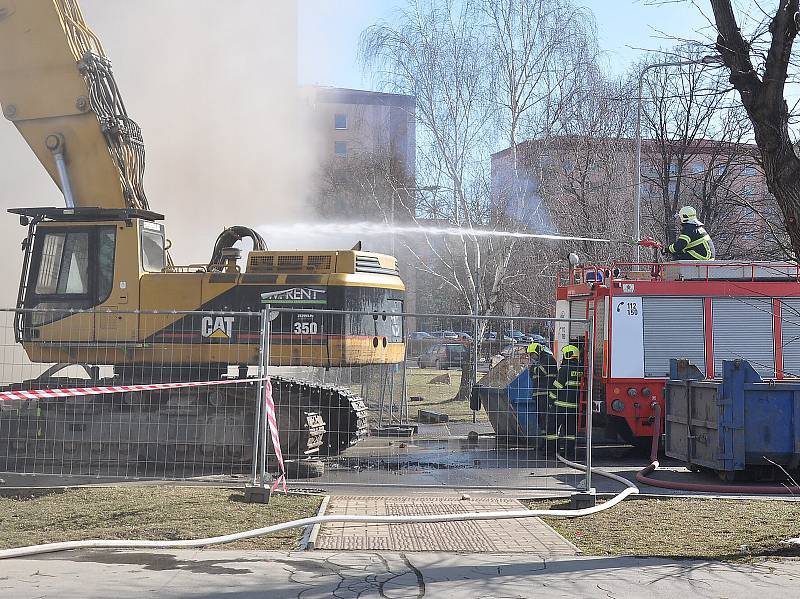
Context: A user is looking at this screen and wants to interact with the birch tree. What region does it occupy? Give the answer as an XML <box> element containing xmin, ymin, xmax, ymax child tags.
<box><xmin>360</xmin><ymin>0</ymin><xmax>597</xmax><ymax>399</ymax></box>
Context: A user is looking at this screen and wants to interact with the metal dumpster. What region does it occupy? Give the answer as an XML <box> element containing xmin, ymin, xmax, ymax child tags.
<box><xmin>665</xmin><ymin>358</ymin><xmax>800</xmax><ymax>475</ymax></box>
<box><xmin>471</xmin><ymin>358</ymin><xmax>539</xmax><ymax>443</ymax></box>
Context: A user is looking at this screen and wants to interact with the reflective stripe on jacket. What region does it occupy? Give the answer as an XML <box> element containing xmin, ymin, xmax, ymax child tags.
<box><xmin>549</xmin><ymin>360</ymin><xmax>582</xmax><ymax>409</ymax></box>
<box><xmin>530</xmin><ymin>351</ymin><xmax>558</xmax><ymax>400</ymax></box>
<box><xmin>668</xmin><ymin>223</ymin><xmax>715</xmax><ymax>261</ymax></box>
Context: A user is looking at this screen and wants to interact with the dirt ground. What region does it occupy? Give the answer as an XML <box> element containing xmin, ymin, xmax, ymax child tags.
<box><xmin>0</xmin><ymin>487</ymin><xmax>321</xmax><ymax>551</ymax></box>
<box><xmin>527</xmin><ymin>496</ymin><xmax>800</xmax><ymax>560</ymax></box>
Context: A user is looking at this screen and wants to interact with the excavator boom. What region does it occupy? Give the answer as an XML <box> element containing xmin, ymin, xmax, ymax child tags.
<box><xmin>0</xmin><ymin>0</ymin><xmax>147</xmax><ymax>210</ymax></box>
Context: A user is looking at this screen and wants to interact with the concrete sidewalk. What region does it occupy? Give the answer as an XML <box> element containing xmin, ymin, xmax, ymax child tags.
<box><xmin>2</xmin><ymin>549</ymin><xmax>799</xmax><ymax>598</ymax></box>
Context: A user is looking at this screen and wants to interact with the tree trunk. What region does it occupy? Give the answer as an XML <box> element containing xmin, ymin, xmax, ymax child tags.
<box><xmin>455</xmin><ymin>343</ymin><xmax>476</xmax><ymax>402</ymax></box>
<box><xmin>711</xmin><ymin>0</ymin><xmax>800</xmax><ymax>258</ymax></box>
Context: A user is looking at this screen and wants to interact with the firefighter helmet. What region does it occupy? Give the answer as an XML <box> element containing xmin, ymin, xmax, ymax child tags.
<box><xmin>677</xmin><ymin>206</ymin><xmax>702</xmax><ymax>225</ymax></box>
<box><xmin>561</xmin><ymin>344</ymin><xmax>580</xmax><ymax>361</ymax></box>
<box><xmin>527</xmin><ymin>342</ymin><xmax>552</xmax><ymax>356</ymax></box>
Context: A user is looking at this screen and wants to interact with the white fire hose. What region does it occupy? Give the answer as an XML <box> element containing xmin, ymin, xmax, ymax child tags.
<box><xmin>0</xmin><ymin>455</ymin><xmax>637</xmax><ymax>560</ymax></box>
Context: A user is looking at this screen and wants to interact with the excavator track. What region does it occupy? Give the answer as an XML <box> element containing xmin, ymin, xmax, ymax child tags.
<box><xmin>271</xmin><ymin>377</ymin><xmax>368</xmax><ymax>456</ymax></box>
<box><xmin>0</xmin><ymin>374</ymin><xmax>325</xmax><ymax>477</ymax></box>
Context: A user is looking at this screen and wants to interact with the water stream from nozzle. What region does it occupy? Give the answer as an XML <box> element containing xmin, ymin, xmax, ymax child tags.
<box><xmin>257</xmin><ymin>221</ymin><xmax>619</xmax><ymax>243</ymax></box>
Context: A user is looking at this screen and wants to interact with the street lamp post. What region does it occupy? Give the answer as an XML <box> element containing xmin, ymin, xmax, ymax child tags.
<box><xmin>634</xmin><ymin>55</ymin><xmax>721</xmax><ymax>262</ymax></box>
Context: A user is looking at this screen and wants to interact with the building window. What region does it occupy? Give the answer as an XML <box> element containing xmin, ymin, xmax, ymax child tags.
<box><xmin>334</xmin><ymin>141</ymin><xmax>347</xmax><ymax>156</ymax></box>
<box><xmin>668</xmin><ymin>181</ymin><xmax>678</xmax><ymax>196</ymax></box>
<box><xmin>717</xmin><ymin>163</ymin><xmax>727</xmax><ymax>176</ymax></box>
<box><xmin>668</xmin><ymin>161</ymin><xmax>679</xmax><ymax>176</ymax></box>
<box><xmin>334</xmin><ymin>113</ymin><xmax>347</xmax><ymax>130</ymax></box>
<box><xmin>742</xmin><ymin>184</ymin><xmax>755</xmax><ymax>198</ymax></box>
<box><xmin>743</xmin><ymin>165</ymin><xmax>757</xmax><ymax>177</ymax></box>
<box><xmin>691</xmin><ymin>162</ymin><xmax>705</xmax><ymax>174</ymax></box>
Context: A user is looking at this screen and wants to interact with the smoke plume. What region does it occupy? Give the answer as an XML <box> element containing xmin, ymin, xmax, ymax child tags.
<box><xmin>0</xmin><ymin>0</ymin><xmax>311</xmax><ymax>300</ymax></box>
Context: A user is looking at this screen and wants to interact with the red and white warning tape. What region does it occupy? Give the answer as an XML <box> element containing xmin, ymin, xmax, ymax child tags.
<box><xmin>0</xmin><ymin>375</ymin><xmax>288</xmax><ymax>492</ymax></box>
<box><xmin>0</xmin><ymin>376</ymin><xmax>264</xmax><ymax>402</ymax></box>
<box><xmin>263</xmin><ymin>378</ymin><xmax>287</xmax><ymax>493</ymax></box>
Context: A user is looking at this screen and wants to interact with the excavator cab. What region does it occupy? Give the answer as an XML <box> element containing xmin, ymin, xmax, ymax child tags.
<box><xmin>12</xmin><ymin>207</ymin><xmax>164</xmax><ymax>345</ymax></box>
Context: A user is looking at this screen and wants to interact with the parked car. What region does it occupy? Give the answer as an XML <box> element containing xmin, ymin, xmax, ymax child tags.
<box><xmin>407</xmin><ymin>331</ymin><xmax>433</xmax><ymax>340</ymax></box>
<box><xmin>500</xmin><ymin>343</ymin><xmax>530</xmax><ymax>358</ymax></box>
<box><xmin>526</xmin><ymin>333</ymin><xmax>548</xmax><ymax>346</ymax></box>
<box><xmin>418</xmin><ymin>343</ymin><xmax>469</xmax><ymax>369</ymax></box>
<box><xmin>429</xmin><ymin>330</ymin><xmax>460</xmax><ymax>339</ymax></box>
<box><xmin>407</xmin><ymin>331</ymin><xmax>436</xmax><ymax>359</ymax></box>
<box><xmin>483</xmin><ymin>331</ymin><xmax>514</xmax><ymax>342</ymax></box>
<box><xmin>509</xmin><ymin>330</ymin><xmax>534</xmax><ymax>344</ymax></box>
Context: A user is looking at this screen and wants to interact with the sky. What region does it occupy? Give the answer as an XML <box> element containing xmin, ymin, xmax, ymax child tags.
<box><xmin>298</xmin><ymin>0</ymin><xmax>713</xmax><ymax>88</ymax></box>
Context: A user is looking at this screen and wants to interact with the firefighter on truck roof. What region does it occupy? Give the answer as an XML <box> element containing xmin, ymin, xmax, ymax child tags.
<box><xmin>546</xmin><ymin>344</ymin><xmax>583</xmax><ymax>456</ymax></box>
<box><xmin>666</xmin><ymin>206</ymin><xmax>716</xmax><ymax>261</ymax></box>
<box><xmin>526</xmin><ymin>341</ymin><xmax>558</xmax><ymax>449</ymax></box>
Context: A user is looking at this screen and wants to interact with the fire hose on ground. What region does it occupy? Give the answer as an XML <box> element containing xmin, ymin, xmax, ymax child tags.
<box><xmin>8</xmin><ymin>399</ymin><xmax>798</xmax><ymax>560</ymax></box>
<box><xmin>636</xmin><ymin>402</ymin><xmax>800</xmax><ymax>494</ymax></box>
<box><xmin>0</xmin><ymin>454</ymin><xmax>639</xmax><ymax>560</ymax></box>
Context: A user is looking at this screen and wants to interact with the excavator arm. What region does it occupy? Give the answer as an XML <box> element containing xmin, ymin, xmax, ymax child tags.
<box><xmin>0</xmin><ymin>0</ymin><xmax>148</xmax><ymax>210</ymax></box>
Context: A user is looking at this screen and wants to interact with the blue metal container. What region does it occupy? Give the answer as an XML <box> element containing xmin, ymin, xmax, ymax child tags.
<box><xmin>665</xmin><ymin>359</ymin><xmax>800</xmax><ymax>474</ymax></box>
<box><xmin>506</xmin><ymin>368</ymin><xmax>539</xmax><ymax>438</ymax></box>
<box><xmin>471</xmin><ymin>366</ymin><xmax>539</xmax><ymax>441</ymax></box>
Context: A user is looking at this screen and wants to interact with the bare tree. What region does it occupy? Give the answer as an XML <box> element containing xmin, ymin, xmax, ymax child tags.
<box><xmin>314</xmin><ymin>148</ymin><xmax>406</xmax><ymax>223</ymax></box>
<box><xmin>635</xmin><ymin>49</ymin><xmax>781</xmax><ymax>258</ymax></box>
<box><xmin>707</xmin><ymin>0</ymin><xmax>800</xmax><ymax>258</ymax></box>
<box><xmin>501</xmin><ymin>70</ymin><xmax>638</xmax><ymax>318</ymax></box>
<box><xmin>361</xmin><ymin>0</ymin><xmax>597</xmax><ymax>400</ymax></box>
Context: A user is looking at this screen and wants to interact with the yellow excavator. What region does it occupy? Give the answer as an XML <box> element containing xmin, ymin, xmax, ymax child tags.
<box><xmin>0</xmin><ymin>1</ymin><xmax>405</xmax><ymax>475</ymax></box>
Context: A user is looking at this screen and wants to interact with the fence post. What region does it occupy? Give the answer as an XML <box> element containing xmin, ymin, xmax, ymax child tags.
<box><xmin>246</xmin><ymin>307</ymin><xmax>271</xmax><ymax>503</ymax></box>
<box><xmin>584</xmin><ymin>318</ymin><xmax>595</xmax><ymax>494</ymax></box>
<box><xmin>472</xmin><ymin>314</ymin><xmax>479</xmax><ymax>424</ymax></box>
<box><xmin>258</xmin><ymin>305</ymin><xmax>272</xmax><ymax>487</ymax></box>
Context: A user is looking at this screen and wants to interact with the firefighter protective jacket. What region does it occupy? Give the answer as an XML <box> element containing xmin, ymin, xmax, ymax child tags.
<box><xmin>529</xmin><ymin>351</ymin><xmax>558</xmax><ymax>400</ymax></box>
<box><xmin>668</xmin><ymin>222</ymin><xmax>716</xmax><ymax>261</ymax></box>
<box><xmin>548</xmin><ymin>359</ymin><xmax>583</xmax><ymax>409</ymax></box>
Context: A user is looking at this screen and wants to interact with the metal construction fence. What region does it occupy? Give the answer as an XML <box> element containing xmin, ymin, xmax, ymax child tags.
<box><xmin>0</xmin><ymin>306</ymin><xmax>594</xmax><ymax>495</ymax></box>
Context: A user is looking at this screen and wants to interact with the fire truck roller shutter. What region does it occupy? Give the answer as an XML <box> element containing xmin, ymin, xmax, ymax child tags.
<box><xmin>570</xmin><ymin>300</ymin><xmax>588</xmax><ymax>339</ymax></box>
<box><xmin>780</xmin><ymin>298</ymin><xmax>800</xmax><ymax>377</ymax></box>
<box><xmin>712</xmin><ymin>297</ymin><xmax>775</xmax><ymax>378</ymax></box>
<box><xmin>643</xmin><ymin>297</ymin><xmax>706</xmax><ymax>377</ymax></box>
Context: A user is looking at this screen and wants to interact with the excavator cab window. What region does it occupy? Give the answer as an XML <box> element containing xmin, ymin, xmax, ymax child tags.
<box><xmin>24</xmin><ymin>226</ymin><xmax>117</xmax><ymax>324</ymax></box>
<box><xmin>34</xmin><ymin>231</ymin><xmax>90</xmax><ymax>295</ymax></box>
<box><xmin>141</xmin><ymin>222</ymin><xmax>165</xmax><ymax>272</ymax></box>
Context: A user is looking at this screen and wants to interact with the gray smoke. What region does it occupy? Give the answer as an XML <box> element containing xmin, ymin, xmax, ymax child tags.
<box><xmin>0</xmin><ymin>0</ymin><xmax>313</xmax><ymax>305</ymax></box>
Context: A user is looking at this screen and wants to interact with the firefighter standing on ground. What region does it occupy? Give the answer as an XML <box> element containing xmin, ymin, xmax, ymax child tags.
<box><xmin>546</xmin><ymin>345</ymin><xmax>583</xmax><ymax>455</ymax></box>
<box><xmin>666</xmin><ymin>206</ymin><xmax>716</xmax><ymax>261</ymax></box>
<box><xmin>526</xmin><ymin>342</ymin><xmax>558</xmax><ymax>443</ymax></box>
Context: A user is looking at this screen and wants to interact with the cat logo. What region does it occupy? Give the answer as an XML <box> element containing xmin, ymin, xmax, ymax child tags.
<box><xmin>201</xmin><ymin>316</ymin><xmax>235</xmax><ymax>339</ymax></box>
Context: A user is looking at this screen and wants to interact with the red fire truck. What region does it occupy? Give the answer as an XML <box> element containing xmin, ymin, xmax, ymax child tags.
<box><xmin>555</xmin><ymin>259</ymin><xmax>800</xmax><ymax>448</ymax></box>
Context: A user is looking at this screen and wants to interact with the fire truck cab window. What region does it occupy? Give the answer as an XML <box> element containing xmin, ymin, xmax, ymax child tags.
<box><xmin>141</xmin><ymin>227</ymin><xmax>166</xmax><ymax>272</ymax></box>
<box><xmin>35</xmin><ymin>231</ymin><xmax>90</xmax><ymax>295</ymax></box>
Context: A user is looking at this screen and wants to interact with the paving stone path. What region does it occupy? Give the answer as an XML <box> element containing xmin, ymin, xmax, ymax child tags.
<box><xmin>313</xmin><ymin>495</ymin><xmax>579</xmax><ymax>554</ymax></box>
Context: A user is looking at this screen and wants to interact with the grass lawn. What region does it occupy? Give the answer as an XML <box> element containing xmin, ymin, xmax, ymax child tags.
<box><xmin>0</xmin><ymin>486</ymin><xmax>322</xmax><ymax>551</ymax></box>
<box><xmin>406</xmin><ymin>368</ymin><xmax>488</xmax><ymax>423</ymax></box>
<box><xmin>527</xmin><ymin>497</ymin><xmax>800</xmax><ymax>560</ymax></box>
